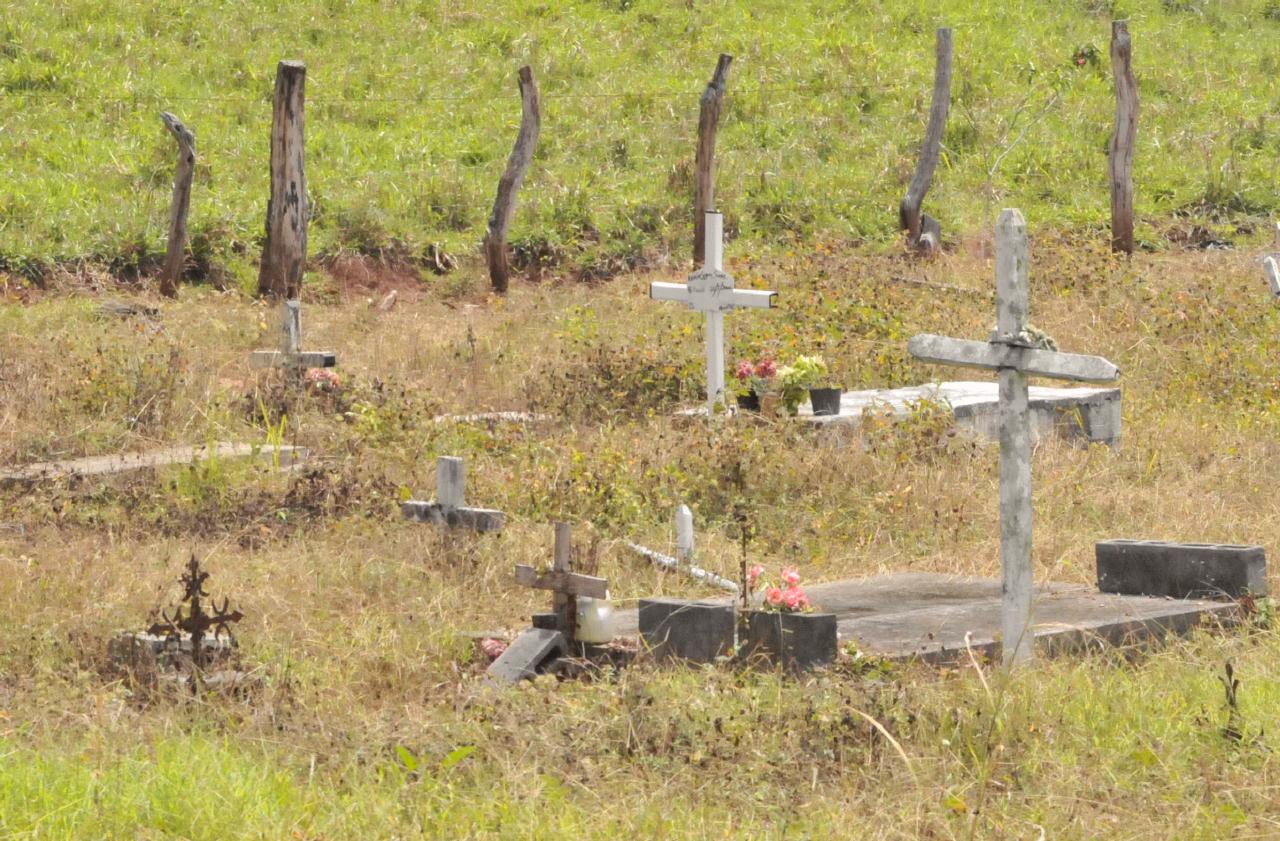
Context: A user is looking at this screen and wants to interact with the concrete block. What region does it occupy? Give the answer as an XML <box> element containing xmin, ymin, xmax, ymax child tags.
<box><xmin>485</xmin><ymin>628</ymin><xmax>566</xmax><ymax>685</ymax></box>
<box><xmin>742</xmin><ymin>611</ymin><xmax>837</xmax><ymax>671</ymax></box>
<box><xmin>639</xmin><ymin>598</ymin><xmax>734</xmax><ymax>663</ymax></box>
<box><xmin>1096</xmin><ymin>539</ymin><xmax>1266</xmax><ymax>599</ymax></box>
<box><xmin>401</xmin><ymin>501</ymin><xmax>504</xmax><ymax>532</ymax></box>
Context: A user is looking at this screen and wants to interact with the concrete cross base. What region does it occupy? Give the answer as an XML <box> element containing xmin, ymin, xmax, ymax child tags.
<box><xmin>249</xmin><ymin>350</ymin><xmax>336</xmax><ymax>369</ymax></box>
<box><xmin>614</xmin><ymin>572</ymin><xmax>1239</xmax><ymax>666</ymax></box>
<box><xmin>401</xmin><ymin>501</ymin><xmax>505</xmax><ymax>532</ymax></box>
<box><xmin>1</xmin><ymin>443</ymin><xmax>308</xmax><ymax>487</ymax></box>
<box><xmin>676</xmin><ymin>381</ymin><xmax>1120</xmax><ymax>446</ymax></box>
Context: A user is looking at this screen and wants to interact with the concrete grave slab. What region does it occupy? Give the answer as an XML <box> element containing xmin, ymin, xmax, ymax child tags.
<box><xmin>614</xmin><ymin>572</ymin><xmax>1238</xmax><ymax>666</ymax></box>
<box><xmin>798</xmin><ymin>381</ymin><xmax>1121</xmax><ymax>446</ymax></box>
<box><xmin>1</xmin><ymin>442</ymin><xmax>307</xmax><ymax>487</ymax></box>
<box><xmin>485</xmin><ymin>628</ymin><xmax>567</xmax><ymax>685</ymax></box>
<box><xmin>1097</xmin><ymin>540</ymin><xmax>1266</xmax><ymax>599</ymax></box>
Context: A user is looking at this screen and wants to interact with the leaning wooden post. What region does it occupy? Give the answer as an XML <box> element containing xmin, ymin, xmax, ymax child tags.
<box><xmin>1108</xmin><ymin>21</ymin><xmax>1138</xmax><ymax>254</ymax></box>
<box><xmin>693</xmin><ymin>53</ymin><xmax>733</xmax><ymax>266</ymax></box>
<box><xmin>484</xmin><ymin>65</ymin><xmax>541</xmax><ymax>294</ymax></box>
<box><xmin>158</xmin><ymin>112</ymin><xmax>195</xmax><ymax>298</ymax></box>
<box><xmin>258</xmin><ymin>60</ymin><xmax>308</xmax><ymax>299</ymax></box>
<box><xmin>899</xmin><ymin>28</ymin><xmax>952</xmax><ymax>256</ymax></box>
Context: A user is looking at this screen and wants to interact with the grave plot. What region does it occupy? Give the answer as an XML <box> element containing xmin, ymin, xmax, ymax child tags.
<box><xmin>617</xmin><ymin>560</ymin><xmax>1251</xmax><ymax>667</ymax></box>
<box><xmin>486</xmin><ymin>523</ymin><xmax>627</xmax><ymax>684</ymax></box>
<box><xmin>401</xmin><ymin>456</ymin><xmax>505</xmax><ymax>532</ymax></box>
<box><xmin>108</xmin><ymin>555</ymin><xmax>248</xmax><ymax>693</ymax></box>
<box><xmin>651</xmin><ymin>210</ymin><xmax>777</xmax><ymax>413</ymax></box>
<box><xmin>796</xmin><ymin>381</ymin><xmax>1121</xmax><ymax>446</ymax></box>
<box><xmin>0</xmin><ymin>442</ymin><xmax>307</xmax><ymax>487</ymax></box>
<box><xmin>659</xmin><ymin>210</ymin><xmax>1120</xmax><ymax>447</ymax></box>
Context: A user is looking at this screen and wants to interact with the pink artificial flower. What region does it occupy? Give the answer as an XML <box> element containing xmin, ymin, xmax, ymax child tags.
<box><xmin>736</xmin><ymin>360</ymin><xmax>754</xmax><ymax>382</ymax></box>
<box><xmin>748</xmin><ymin>564</ymin><xmax>765</xmax><ymax>585</ymax></box>
<box><xmin>755</xmin><ymin>359</ymin><xmax>777</xmax><ymax>379</ymax></box>
<box><xmin>781</xmin><ymin>567</ymin><xmax>800</xmax><ymax>586</ymax></box>
<box><xmin>783</xmin><ymin>586</ymin><xmax>805</xmax><ymax>611</ymax></box>
<box><xmin>765</xmin><ymin>587</ymin><xmax>784</xmax><ymax>608</ymax></box>
<box><xmin>479</xmin><ymin>638</ymin><xmax>508</xmax><ymax>660</ymax></box>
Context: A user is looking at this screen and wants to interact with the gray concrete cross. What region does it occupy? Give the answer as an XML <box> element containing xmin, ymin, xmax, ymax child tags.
<box><xmin>401</xmin><ymin>456</ymin><xmax>505</xmax><ymax>532</ymax></box>
<box><xmin>907</xmin><ymin>208</ymin><xmax>1121</xmax><ymax>665</ymax></box>
<box><xmin>250</xmin><ymin>300</ymin><xmax>337</xmax><ymax>371</ymax></box>
<box><xmin>650</xmin><ymin>211</ymin><xmax>777</xmax><ymax>412</ymax></box>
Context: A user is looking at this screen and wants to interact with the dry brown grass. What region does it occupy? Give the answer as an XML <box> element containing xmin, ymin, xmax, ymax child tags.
<box><xmin>2</xmin><ymin>238</ymin><xmax>1280</xmax><ymax>836</ymax></box>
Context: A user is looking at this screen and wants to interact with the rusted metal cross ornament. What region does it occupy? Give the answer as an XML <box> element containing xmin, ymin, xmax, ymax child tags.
<box><xmin>148</xmin><ymin>554</ymin><xmax>243</xmax><ymax>670</ymax></box>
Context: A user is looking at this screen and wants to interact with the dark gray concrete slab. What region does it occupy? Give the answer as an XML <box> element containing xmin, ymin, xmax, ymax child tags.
<box><xmin>485</xmin><ymin>628</ymin><xmax>566</xmax><ymax>684</ymax></box>
<box><xmin>613</xmin><ymin>572</ymin><xmax>1238</xmax><ymax>665</ymax></box>
<box><xmin>639</xmin><ymin>598</ymin><xmax>735</xmax><ymax>663</ymax></box>
<box><xmin>1097</xmin><ymin>540</ymin><xmax>1266</xmax><ymax>599</ymax></box>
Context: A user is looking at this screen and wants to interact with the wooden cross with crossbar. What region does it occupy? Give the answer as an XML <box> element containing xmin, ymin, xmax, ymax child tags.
<box><xmin>908</xmin><ymin>209</ymin><xmax>1120</xmax><ymax>666</ymax></box>
<box><xmin>514</xmin><ymin>522</ymin><xmax>607</xmax><ymax>644</ymax></box>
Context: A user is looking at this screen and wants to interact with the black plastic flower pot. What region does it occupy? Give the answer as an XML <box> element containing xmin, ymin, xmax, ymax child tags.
<box><xmin>808</xmin><ymin>387</ymin><xmax>843</xmax><ymax>416</ymax></box>
<box><xmin>741</xmin><ymin>610</ymin><xmax>837</xmax><ymax>671</ymax></box>
<box><xmin>736</xmin><ymin>393</ymin><xmax>761</xmax><ymax>412</ymax></box>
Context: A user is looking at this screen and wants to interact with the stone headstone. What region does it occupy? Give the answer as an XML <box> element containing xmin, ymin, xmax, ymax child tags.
<box><xmin>1096</xmin><ymin>540</ymin><xmax>1266</xmax><ymax>599</ymax></box>
<box><xmin>639</xmin><ymin>598</ymin><xmax>735</xmax><ymax>663</ymax></box>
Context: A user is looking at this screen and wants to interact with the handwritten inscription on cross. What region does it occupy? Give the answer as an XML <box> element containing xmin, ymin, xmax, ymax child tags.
<box><xmin>651</xmin><ymin>212</ymin><xmax>777</xmax><ymax>412</ymax></box>
<box><xmin>514</xmin><ymin>523</ymin><xmax>607</xmax><ymax>644</ymax></box>
<box><xmin>250</xmin><ymin>300</ymin><xmax>337</xmax><ymax>372</ymax></box>
<box><xmin>908</xmin><ymin>209</ymin><xmax>1120</xmax><ymax>665</ymax></box>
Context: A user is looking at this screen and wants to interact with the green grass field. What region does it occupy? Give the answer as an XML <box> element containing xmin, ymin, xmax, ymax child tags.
<box><xmin>3</xmin><ymin>0</ymin><xmax>1280</xmax><ymax>280</ymax></box>
<box><xmin>5</xmin><ymin>1</ymin><xmax>1280</xmax><ymax>839</ymax></box>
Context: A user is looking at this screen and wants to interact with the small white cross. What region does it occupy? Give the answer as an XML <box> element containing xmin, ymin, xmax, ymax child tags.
<box><xmin>651</xmin><ymin>212</ymin><xmax>777</xmax><ymax>412</ymax></box>
<box><xmin>908</xmin><ymin>209</ymin><xmax>1120</xmax><ymax>666</ymax></box>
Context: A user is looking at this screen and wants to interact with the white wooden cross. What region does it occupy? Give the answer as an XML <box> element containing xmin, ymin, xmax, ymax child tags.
<box><xmin>651</xmin><ymin>211</ymin><xmax>777</xmax><ymax>412</ymax></box>
<box><xmin>401</xmin><ymin>456</ymin><xmax>505</xmax><ymax>532</ymax></box>
<box><xmin>250</xmin><ymin>300</ymin><xmax>336</xmax><ymax>371</ymax></box>
<box><xmin>908</xmin><ymin>209</ymin><xmax>1121</xmax><ymax>666</ymax></box>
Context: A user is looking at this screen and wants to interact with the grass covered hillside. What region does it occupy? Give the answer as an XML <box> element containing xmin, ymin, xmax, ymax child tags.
<box><xmin>2</xmin><ymin>0</ymin><xmax>1280</xmax><ymax>282</ymax></box>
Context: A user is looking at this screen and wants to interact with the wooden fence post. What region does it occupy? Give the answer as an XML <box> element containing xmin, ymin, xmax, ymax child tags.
<box><xmin>1109</xmin><ymin>20</ymin><xmax>1138</xmax><ymax>254</ymax></box>
<box><xmin>694</xmin><ymin>54</ymin><xmax>733</xmax><ymax>266</ymax></box>
<box><xmin>158</xmin><ymin>112</ymin><xmax>195</xmax><ymax>298</ymax></box>
<box><xmin>258</xmin><ymin>60</ymin><xmax>308</xmax><ymax>299</ymax></box>
<box><xmin>899</xmin><ymin>28</ymin><xmax>952</xmax><ymax>256</ymax></box>
<box><xmin>485</xmin><ymin>65</ymin><xmax>541</xmax><ymax>294</ymax></box>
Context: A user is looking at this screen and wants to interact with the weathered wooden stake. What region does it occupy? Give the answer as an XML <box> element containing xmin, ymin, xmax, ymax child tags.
<box><xmin>1109</xmin><ymin>21</ymin><xmax>1138</xmax><ymax>254</ymax></box>
<box><xmin>258</xmin><ymin>60</ymin><xmax>308</xmax><ymax>299</ymax></box>
<box><xmin>694</xmin><ymin>54</ymin><xmax>733</xmax><ymax>266</ymax></box>
<box><xmin>158</xmin><ymin>112</ymin><xmax>195</xmax><ymax>298</ymax></box>
<box><xmin>899</xmin><ymin>27</ymin><xmax>952</xmax><ymax>256</ymax></box>
<box><xmin>485</xmin><ymin>65</ymin><xmax>541</xmax><ymax>294</ymax></box>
